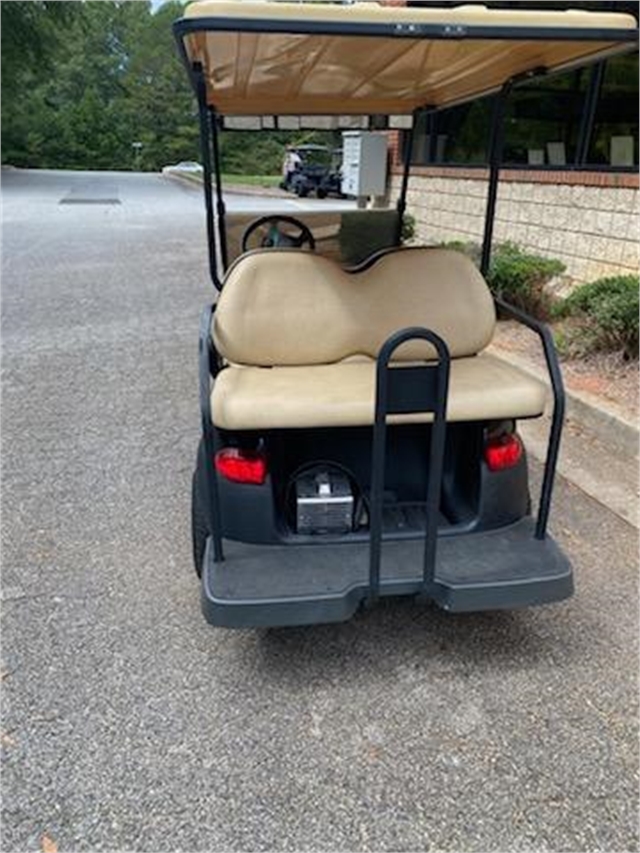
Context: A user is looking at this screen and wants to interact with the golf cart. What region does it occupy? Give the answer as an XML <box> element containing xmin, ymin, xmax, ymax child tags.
<box><xmin>316</xmin><ymin>148</ymin><xmax>345</xmax><ymax>199</ymax></box>
<box><xmin>173</xmin><ymin>1</ymin><xmax>637</xmax><ymax>628</ymax></box>
<box><xmin>281</xmin><ymin>143</ymin><xmax>333</xmax><ymax>197</ymax></box>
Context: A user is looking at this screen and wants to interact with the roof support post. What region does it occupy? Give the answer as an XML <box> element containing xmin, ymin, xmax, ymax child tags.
<box><xmin>481</xmin><ymin>67</ymin><xmax>548</xmax><ymax>276</ymax></box>
<box><xmin>480</xmin><ymin>80</ymin><xmax>512</xmax><ymax>277</ymax></box>
<box><xmin>576</xmin><ymin>61</ymin><xmax>605</xmax><ymax>166</ymax></box>
<box><xmin>209</xmin><ymin>108</ymin><xmax>229</xmax><ymax>273</ymax></box>
<box><xmin>395</xmin><ymin>108</ymin><xmax>422</xmax><ymax>245</ymax></box>
<box><xmin>195</xmin><ymin>64</ymin><xmax>222</xmax><ymax>290</ymax></box>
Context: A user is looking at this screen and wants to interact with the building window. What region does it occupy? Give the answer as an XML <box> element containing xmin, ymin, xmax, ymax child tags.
<box><xmin>410</xmin><ymin>96</ymin><xmax>495</xmax><ymax>165</ymax></box>
<box><xmin>503</xmin><ymin>68</ymin><xmax>589</xmax><ymax>166</ymax></box>
<box><xmin>588</xmin><ymin>53</ymin><xmax>639</xmax><ymax>167</ymax></box>
<box><xmin>408</xmin><ymin>52</ymin><xmax>638</xmax><ymax>171</ymax></box>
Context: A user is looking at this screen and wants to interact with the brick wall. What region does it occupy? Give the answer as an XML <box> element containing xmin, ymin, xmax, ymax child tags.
<box><xmin>390</xmin><ymin>166</ymin><xmax>639</xmax><ymax>284</ymax></box>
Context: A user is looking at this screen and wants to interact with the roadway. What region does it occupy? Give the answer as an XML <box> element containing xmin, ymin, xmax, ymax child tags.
<box><xmin>2</xmin><ymin>169</ymin><xmax>637</xmax><ymax>852</ymax></box>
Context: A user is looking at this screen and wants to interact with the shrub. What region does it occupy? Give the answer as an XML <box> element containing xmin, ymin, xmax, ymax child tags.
<box><xmin>486</xmin><ymin>242</ymin><xmax>565</xmax><ymax>319</ymax></box>
<box><xmin>554</xmin><ymin>275</ymin><xmax>639</xmax><ymax>359</ymax></box>
<box><xmin>440</xmin><ymin>240</ymin><xmax>565</xmax><ymax>319</ymax></box>
<box><xmin>401</xmin><ymin>213</ymin><xmax>416</xmax><ymax>244</ymax></box>
<box><xmin>560</xmin><ymin>274</ymin><xmax>638</xmax><ymax>315</ymax></box>
<box><xmin>439</xmin><ymin>240</ymin><xmax>481</xmax><ymax>266</ymax></box>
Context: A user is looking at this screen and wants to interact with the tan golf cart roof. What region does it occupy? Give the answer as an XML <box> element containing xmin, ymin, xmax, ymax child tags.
<box><xmin>177</xmin><ymin>1</ymin><xmax>638</xmax><ymax>115</ymax></box>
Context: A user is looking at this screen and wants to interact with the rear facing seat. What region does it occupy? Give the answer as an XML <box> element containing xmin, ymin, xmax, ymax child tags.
<box><xmin>211</xmin><ymin>247</ymin><xmax>547</xmax><ymax>430</ymax></box>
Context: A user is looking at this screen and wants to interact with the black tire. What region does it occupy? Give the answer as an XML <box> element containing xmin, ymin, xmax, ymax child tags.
<box><xmin>191</xmin><ymin>471</ymin><xmax>208</xmax><ymax>578</ymax></box>
<box><xmin>316</xmin><ymin>188</ymin><xmax>327</xmax><ymax>199</ymax></box>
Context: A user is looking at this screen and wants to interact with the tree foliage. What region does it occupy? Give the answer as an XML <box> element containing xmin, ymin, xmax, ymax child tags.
<box><xmin>1</xmin><ymin>1</ymin><xmax>335</xmax><ymax>173</ymax></box>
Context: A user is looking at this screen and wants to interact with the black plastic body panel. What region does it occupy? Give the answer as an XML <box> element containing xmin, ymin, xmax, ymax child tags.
<box><xmin>195</xmin><ymin>421</ymin><xmax>531</xmax><ymax>546</ymax></box>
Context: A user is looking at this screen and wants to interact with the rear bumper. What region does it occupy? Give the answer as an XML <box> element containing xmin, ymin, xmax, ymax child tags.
<box><xmin>201</xmin><ymin>517</ymin><xmax>573</xmax><ymax>628</ymax></box>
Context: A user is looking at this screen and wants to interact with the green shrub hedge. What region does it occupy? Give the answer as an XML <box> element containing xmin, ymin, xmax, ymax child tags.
<box><xmin>554</xmin><ymin>275</ymin><xmax>639</xmax><ymax>359</ymax></box>
<box><xmin>439</xmin><ymin>239</ymin><xmax>637</xmax><ymax>358</ymax></box>
<box><xmin>486</xmin><ymin>242</ymin><xmax>565</xmax><ymax>319</ymax></box>
<box><xmin>440</xmin><ymin>240</ymin><xmax>565</xmax><ymax>319</ymax></box>
<box><xmin>401</xmin><ymin>213</ymin><xmax>416</xmax><ymax>243</ymax></box>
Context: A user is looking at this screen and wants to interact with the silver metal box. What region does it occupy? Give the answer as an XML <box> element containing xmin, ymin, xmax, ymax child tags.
<box><xmin>341</xmin><ymin>131</ymin><xmax>388</xmax><ymax>197</ymax></box>
<box><xmin>295</xmin><ymin>469</ymin><xmax>354</xmax><ymax>535</ymax></box>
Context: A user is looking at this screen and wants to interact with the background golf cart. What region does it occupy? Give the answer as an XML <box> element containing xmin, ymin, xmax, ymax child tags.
<box><xmin>280</xmin><ymin>143</ymin><xmax>345</xmax><ymax>198</ymax></box>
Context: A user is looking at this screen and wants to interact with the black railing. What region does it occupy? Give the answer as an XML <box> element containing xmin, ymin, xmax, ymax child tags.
<box><xmin>495</xmin><ymin>297</ymin><xmax>565</xmax><ymax>540</ymax></box>
<box><xmin>369</xmin><ymin>328</ymin><xmax>450</xmax><ymax>602</ymax></box>
<box><xmin>199</xmin><ymin>303</ymin><xmax>224</xmax><ymax>561</ymax></box>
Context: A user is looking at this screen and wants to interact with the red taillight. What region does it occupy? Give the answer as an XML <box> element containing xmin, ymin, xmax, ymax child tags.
<box><xmin>215</xmin><ymin>448</ymin><xmax>267</xmax><ymax>485</ymax></box>
<box><xmin>484</xmin><ymin>433</ymin><xmax>523</xmax><ymax>472</ymax></box>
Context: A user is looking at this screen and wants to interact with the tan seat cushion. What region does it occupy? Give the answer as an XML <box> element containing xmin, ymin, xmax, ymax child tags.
<box><xmin>211</xmin><ymin>354</ymin><xmax>547</xmax><ymax>430</ymax></box>
<box><xmin>213</xmin><ymin>247</ymin><xmax>496</xmax><ymax>365</ymax></box>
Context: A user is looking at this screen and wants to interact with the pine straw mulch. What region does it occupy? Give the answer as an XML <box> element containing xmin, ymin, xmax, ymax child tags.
<box><xmin>492</xmin><ymin>321</ymin><xmax>639</xmax><ymax>421</ymax></box>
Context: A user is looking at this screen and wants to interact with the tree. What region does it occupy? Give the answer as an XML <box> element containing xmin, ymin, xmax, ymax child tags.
<box><xmin>0</xmin><ymin>1</ymin><xmax>331</xmax><ymax>173</ymax></box>
<box><xmin>1</xmin><ymin>1</ymin><xmax>79</xmax><ymax>165</ymax></box>
<box><xmin>118</xmin><ymin>1</ymin><xmax>200</xmax><ymax>169</ymax></box>
<box><xmin>1</xmin><ymin>1</ymin><xmax>76</xmax><ymax>81</ymax></box>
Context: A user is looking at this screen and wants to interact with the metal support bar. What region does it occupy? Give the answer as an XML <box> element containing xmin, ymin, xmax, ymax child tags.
<box><xmin>480</xmin><ymin>81</ymin><xmax>512</xmax><ymax>277</ymax></box>
<box><xmin>195</xmin><ymin>65</ymin><xmax>222</xmax><ymax>291</ymax></box>
<box><xmin>199</xmin><ymin>304</ymin><xmax>224</xmax><ymax>561</ymax></box>
<box><xmin>495</xmin><ymin>297</ymin><xmax>565</xmax><ymax>540</ymax></box>
<box><xmin>395</xmin><ymin>109</ymin><xmax>421</xmax><ymax>245</ymax></box>
<box><xmin>210</xmin><ymin>108</ymin><xmax>229</xmax><ymax>272</ymax></box>
<box><xmin>480</xmin><ymin>67</ymin><xmax>548</xmax><ymax>276</ymax></box>
<box><xmin>576</xmin><ymin>61</ymin><xmax>605</xmax><ymax>166</ymax></box>
<box><xmin>369</xmin><ymin>327</ymin><xmax>450</xmax><ymax>602</ymax></box>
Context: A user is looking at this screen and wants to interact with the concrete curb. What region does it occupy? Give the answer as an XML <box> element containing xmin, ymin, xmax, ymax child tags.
<box><xmin>161</xmin><ymin>169</ymin><xmax>287</xmax><ymax>198</ymax></box>
<box><xmin>223</xmin><ymin>184</ymin><xmax>289</xmax><ymax>198</ymax></box>
<box><xmin>161</xmin><ymin>170</ymin><xmax>201</xmax><ymax>190</ymax></box>
<box><xmin>490</xmin><ymin>345</ymin><xmax>639</xmax><ymax>457</ymax></box>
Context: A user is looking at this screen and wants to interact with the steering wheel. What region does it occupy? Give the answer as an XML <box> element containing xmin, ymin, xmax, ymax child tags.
<box><xmin>241</xmin><ymin>215</ymin><xmax>316</xmax><ymax>253</ymax></box>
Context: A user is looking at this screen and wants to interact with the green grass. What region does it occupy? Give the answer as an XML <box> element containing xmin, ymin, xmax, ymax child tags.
<box><xmin>221</xmin><ymin>174</ymin><xmax>281</xmax><ymax>187</ymax></box>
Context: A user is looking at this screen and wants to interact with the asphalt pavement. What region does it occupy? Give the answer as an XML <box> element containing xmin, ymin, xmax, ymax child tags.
<box><xmin>2</xmin><ymin>169</ymin><xmax>638</xmax><ymax>852</ymax></box>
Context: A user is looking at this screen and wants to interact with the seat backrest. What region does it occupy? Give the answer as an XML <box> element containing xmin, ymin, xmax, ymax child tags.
<box><xmin>213</xmin><ymin>247</ymin><xmax>496</xmax><ymax>366</ymax></box>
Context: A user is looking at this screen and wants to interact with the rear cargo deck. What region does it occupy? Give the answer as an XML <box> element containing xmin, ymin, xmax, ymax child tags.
<box><xmin>201</xmin><ymin>517</ymin><xmax>573</xmax><ymax>627</ymax></box>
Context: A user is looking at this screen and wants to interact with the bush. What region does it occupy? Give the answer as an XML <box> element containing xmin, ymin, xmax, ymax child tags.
<box><xmin>439</xmin><ymin>240</ymin><xmax>481</xmax><ymax>266</ymax></box>
<box><xmin>440</xmin><ymin>240</ymin><xmax>565</xmax><ymax>319</ymax></box>
<box><xmin>486</xmin><ymin>242</ymin><xmax>565</xmax><ymax>319</ymax></box>
<box><xmin>554</xmin><ymin>275</ymin><xmax>639</xmax><ymax>359</ymax></box>
<box><xmin>401</xmin><ymin>213</ymin><xmax>416</xmax><ymax>244</ymax></box>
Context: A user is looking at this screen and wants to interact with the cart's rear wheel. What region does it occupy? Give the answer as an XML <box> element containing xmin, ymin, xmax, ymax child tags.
<box><xmin>191</xmin><ymin>472</ymin><xmax>208</xmax><ymax>578</ymax></box>
<box><xmin>316</xmin><ymin>187</ymin><xmax>327</xmax><ymax>199</ymax></box>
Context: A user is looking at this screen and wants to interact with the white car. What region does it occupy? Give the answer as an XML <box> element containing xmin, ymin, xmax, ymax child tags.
<box><xmin>162</xmin><ymin>161</ymin><xmax>203</xmax><ymax>174</ymax></box>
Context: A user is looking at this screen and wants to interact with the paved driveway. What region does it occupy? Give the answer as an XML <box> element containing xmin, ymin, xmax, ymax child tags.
<box><xmin>2</xmin><ymin>169</ymin><xmax>637</xmax><ymax>852</ymax></box>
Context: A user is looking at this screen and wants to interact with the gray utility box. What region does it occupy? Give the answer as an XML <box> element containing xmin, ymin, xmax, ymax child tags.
<box><xmin>341</xmin><ymin>131</ymin><xmax>388</xmax><ymax>198</ymax></box>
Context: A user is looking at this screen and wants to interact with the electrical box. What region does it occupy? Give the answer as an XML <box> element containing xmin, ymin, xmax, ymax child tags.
<box><xmin>341</xmin><ymin>131</ymin><xmax>388</xmax><ymax>198</ymax></box>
